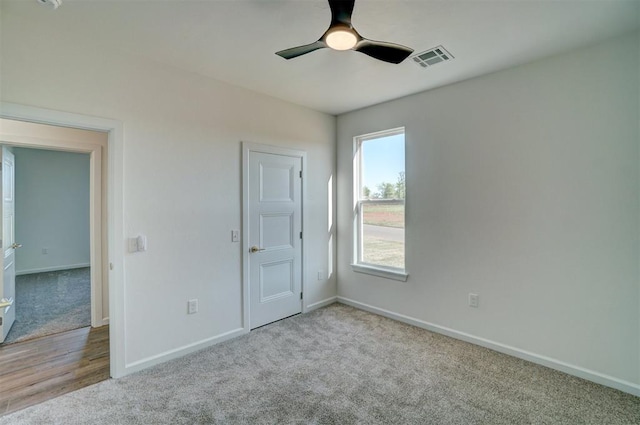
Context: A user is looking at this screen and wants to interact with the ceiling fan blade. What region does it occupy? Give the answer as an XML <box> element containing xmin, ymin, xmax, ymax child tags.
<box><xmin>354</xmin><ymin>39</ymin><xmax>414</xmax><ymax>64</ymax></box>
<box><xmin>328</xmin><ymin>0</ymin><xmax>355</xmax><ymax>24</ymax></box>
<box><xmin>276</xmin><ymin>41</ymin><xmax>327</xmax><ymax>60</ymax></box>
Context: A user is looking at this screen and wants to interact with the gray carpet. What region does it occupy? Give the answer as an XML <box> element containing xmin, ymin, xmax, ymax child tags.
<box><xmin>2</xmin><ymin>267</ymin><xmax>91</xmax><ymax>345</ymax></box>
<box><xmin>1</xmin><ymin>303</ymin><xmax>639</xmax><ymax>424</ymax></box>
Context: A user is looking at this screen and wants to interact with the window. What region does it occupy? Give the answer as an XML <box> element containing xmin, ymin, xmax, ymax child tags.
<box><xmin>353</xmin><ymin>128</ymin><xmax>408</xmax><ymax>281</ymax></box>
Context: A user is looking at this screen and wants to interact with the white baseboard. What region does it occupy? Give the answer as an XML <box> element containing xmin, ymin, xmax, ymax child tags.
<box><xmin>305</xmin><ymin>296</ymin><xmax>337</xmax><ymax>312</ymax></box>
<box><xmin>123</xmin><ymin>327</ymin><xmax>247</xmax><ymax>376</ymax></box>
<box><xmin>337</xmin><ymin>296</ymin><xmax>640</xmax><ymax>397</ymax></box>
<box><xmin>16</xmin><ymin>263</ymin><xmax>91</xmax><ymax>276</ymax></box>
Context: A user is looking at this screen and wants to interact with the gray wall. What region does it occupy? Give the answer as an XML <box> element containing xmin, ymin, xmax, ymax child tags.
<box><xmin>14</xmin><ymin>148</ymin><xmax>90</xmax><ymax>274</ymax></box>
<box><xmin>337</xmin><ymin>32</ymin><xmax>639</xmax><ymax>387</ymax></box>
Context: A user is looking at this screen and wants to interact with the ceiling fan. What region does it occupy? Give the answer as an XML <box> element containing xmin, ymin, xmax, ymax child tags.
<box><xmin>276</xmin><ymin>0</ymin><xmax>414</xmax><ymax>64</ymax></box>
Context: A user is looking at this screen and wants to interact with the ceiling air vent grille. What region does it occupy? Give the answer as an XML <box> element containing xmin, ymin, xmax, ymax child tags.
<box><xmin>412</xmin><ymin>46</ymin><xmax>454</xmax><ymax>68</ymax></box>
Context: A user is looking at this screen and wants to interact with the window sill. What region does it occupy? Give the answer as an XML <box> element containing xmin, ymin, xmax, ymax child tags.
<box><xmin>351</xmin><ymin>263</ymin><xmax>409</xmax><ymax>282</ymax></box>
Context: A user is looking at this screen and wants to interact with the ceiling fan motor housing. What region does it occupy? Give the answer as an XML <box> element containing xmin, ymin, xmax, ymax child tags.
<box><xmin>276</xmin><ymin>0</ymin><xmax>414</xmax><ymax>64</ymax></box>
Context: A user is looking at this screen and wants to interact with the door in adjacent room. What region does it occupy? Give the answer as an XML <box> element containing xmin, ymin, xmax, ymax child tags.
<box><xmin>245</xmin><ymin>145</ymin><xmax>303</xmax><ymax>329</ymax></box>
<box><xmin>0</xmin><ymin>146</ymin><xmax>17</xmax><ymax>343</ymax></box>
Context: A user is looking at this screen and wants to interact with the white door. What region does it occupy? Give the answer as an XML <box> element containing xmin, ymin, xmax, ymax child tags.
<box><xmin>0</xmin><ymin>147</ymin><xmax>17</xmax><ymax>343</ymax></box>
<box><xmin>247</xmin><ymin>149</ymin><xmax>303</xmax><ymax>329</ymax></box>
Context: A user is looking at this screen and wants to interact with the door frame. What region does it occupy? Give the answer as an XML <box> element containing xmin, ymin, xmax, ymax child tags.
<box><xmin>241</xmin><ymin>142</ymin><xmax>307</xmax><ymax>331</ymax></box>
<box><xmin>0</xmin><ymin>121</ymin><xmax>106</xmax><ymax>328</ymax></box>
<box><xmin>0</xmin><ymin>102</ymin><xmax>125</xmax><ymax>379</ymax></box>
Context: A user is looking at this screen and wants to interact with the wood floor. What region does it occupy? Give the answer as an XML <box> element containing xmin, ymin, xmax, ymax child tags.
<box><xmin>0</xmin><ymin>326</ymin><xmax>110</xmax><ymax>416</ymax></box>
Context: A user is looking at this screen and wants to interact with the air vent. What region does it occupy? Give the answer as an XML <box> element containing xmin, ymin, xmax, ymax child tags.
<box><xmin>412</xmin><ymin>46</ymin><xmax>454</xmax><ymax>68</ymax></box>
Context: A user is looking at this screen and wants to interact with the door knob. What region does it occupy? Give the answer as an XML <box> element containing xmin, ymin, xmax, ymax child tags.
<box><xmin>10</xmin><ymin>243</ymin><xmax>22</xmax><ymax>249</ymax></box>
<box><xmin>249</xmin><ymin>246</ymin><xmax>266</xmax><ymax>253</ymax></box>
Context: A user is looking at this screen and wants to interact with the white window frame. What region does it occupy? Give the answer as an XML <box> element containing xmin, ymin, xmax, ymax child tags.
<box><xmin>352</xmin><ymin>127</ymin><xmax>408</xmax><ymax>282</ymax></box>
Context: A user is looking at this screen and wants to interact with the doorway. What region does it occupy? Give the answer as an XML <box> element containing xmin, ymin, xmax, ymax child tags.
<box><xmin>0</xmin><ymin>118</ymin><xmax>110</xmax><ymax>414</ymax></box>
<box><xmin>0</xmin><ymin>119</ymin><xmax>108</xmax><ymax>335</ymax></box>
<box><xmin>242</xmin><ymin>143</ymin><xmax>305</xmax><ymax>330</ymax></box>
<box><xmin>0</xmin><ymin>103</ymin><xmax>124</xmax><ymax>381</ymax></box>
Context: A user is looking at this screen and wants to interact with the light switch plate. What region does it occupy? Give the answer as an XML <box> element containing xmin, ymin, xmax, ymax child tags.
<box><xmin>136</xmin><ymin>235</ymin><xmax>147</xmax><ymax>252</ymax></box>
<box><xmin>128</xmin><ymin>235</ymin><xmax>148</xmax><ymax>253</ymax></box>
<box><xmin>231</xmin><ymin>230</ymin><xmax>240</xmax><ymax>242</ymax></box>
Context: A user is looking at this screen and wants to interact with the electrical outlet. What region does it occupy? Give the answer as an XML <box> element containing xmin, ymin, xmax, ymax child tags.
<box><xmin>317</xmin><ymin>270</ymin><xmax>324</xmax><ymax>281</ymax></box>
<box><xmin>468</xmin><ymin>293</ymin><xmax>479</xmax><ymax>308</ymax></box>
<box><xmin>187</xmin><ymin>299</ymin><xmax>198</xmax><ymax>315</ymax></box>
<box><xmin>42</xmin><ymin>248</ymin><xmax>48</xmax><ymax>255</ymax></box>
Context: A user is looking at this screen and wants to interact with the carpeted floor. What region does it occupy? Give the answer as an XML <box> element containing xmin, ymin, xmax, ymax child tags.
<box><xmin>2</xmin><ymin>267</ymin><xmax>91</xmax><ymax>345</ymax></box>
<box><xmin>1</xmin><ymin>303</ymin><xmax>638</xmax><ymax>424</ymax></box>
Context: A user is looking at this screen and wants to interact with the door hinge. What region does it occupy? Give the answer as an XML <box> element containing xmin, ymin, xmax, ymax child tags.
<box><xmin>300</xmin><ymin>292</ymin><xmax>303</xmax><ymax>300</ymax></box>
<box><xmin>300</xmin><ymin>231</ymin><xmax>302</xmax><ymax>239</ymax></box>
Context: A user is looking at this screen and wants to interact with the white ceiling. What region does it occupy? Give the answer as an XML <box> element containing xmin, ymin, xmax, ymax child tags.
<box><xmin>3</xmin><ymin>0</ymin><xmax>639</xmax><ymax>115</ymax></box>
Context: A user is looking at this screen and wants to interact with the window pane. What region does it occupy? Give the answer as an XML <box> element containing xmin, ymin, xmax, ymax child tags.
<box><xmin>357</xmin><ymin>130</ymin><xmax>405</xmax><ymax>271</ymax></box>
<box><xmin>362</xmin><ymin>200</ymin><xmax>404</xmax><ymax>269</ymax></box>
<box><xmin>361</xmin><ymin>134</ymin><xmax>405</xmax><ymax>201</ymax></box>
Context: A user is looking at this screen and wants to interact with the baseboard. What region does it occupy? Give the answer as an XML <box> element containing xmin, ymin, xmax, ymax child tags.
<box><xmin>124</xmin><ymin>327</ymin><xmax>247</xmax><ymax>376</ymax></box>
<box><xmin>305</xmin><ymin>296</ymin><xmax>338</xmax><ymax>312</ymax></box>
<box><xmin>337</xmin><ymin>296</ymin><xmax>640</xmax><ymax>397</ymax></box>
<box><xmin>16</xmin><ymin>263</ymin><xmax>91</xmax><ymax>276</ymax></box>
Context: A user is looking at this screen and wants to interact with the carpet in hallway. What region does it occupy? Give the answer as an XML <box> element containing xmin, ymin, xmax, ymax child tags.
<box><xmin>2</xmin><ymin>267</ymin><xmax>91</xmax><ymax>345</ymax></box>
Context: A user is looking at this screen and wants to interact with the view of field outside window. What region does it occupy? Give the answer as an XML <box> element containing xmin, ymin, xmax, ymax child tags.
<box><xmin>359</xmin><ymin>131</ymin><xmax>405</xmax><ymax>269</ymax></box>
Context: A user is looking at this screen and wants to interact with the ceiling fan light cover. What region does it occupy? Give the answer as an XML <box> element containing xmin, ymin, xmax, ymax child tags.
<box><xmin>326</xmin><ymin>29</ymin><xmax>358</xmax><ymax>50</ymax></box>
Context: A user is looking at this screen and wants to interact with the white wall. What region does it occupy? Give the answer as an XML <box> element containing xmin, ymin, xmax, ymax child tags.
<box><xmin>14</xmin><ymin>148</ymin><xmax>90</xmax><ymax>275</ymax></box>
<box><xmin>0</xmin><ymin>8</ymin><xmax>336</xmax><ymax>369</ymax></box>
<box><xmin>337</xmin><ymin>32</ymin><xmax>639</xmax><ymax>390</ymax></box>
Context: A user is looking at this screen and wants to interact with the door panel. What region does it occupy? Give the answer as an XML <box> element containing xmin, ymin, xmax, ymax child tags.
<box><xmin>260</xmin><ymin>213</ymin><xmax>294</xmax><ymax>250</ymax></box>
<box><xmin>0</xmin><ymin>147</ymin><xmax>16</xmax><ymax>343</ymax></box>
<box><xmin>248</xmin><ymin>151</ymin><xmax>302</xmax><ymax>329</ymax></box>
<box><xmin>260</xmin><ymin>259</ymin><xmax>294</xmax><ymax>301</ymax></box>
<box><xmin>260</xmin><ymin>163</ymin><xmax>294</xmax><ymax>202</ymax></box>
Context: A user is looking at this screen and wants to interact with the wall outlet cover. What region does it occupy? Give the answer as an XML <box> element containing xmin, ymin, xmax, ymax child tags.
<box><xmin>187</xmin><ymin>299</ymin><xmax>198</xmax><ymax>314</ymax></box>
